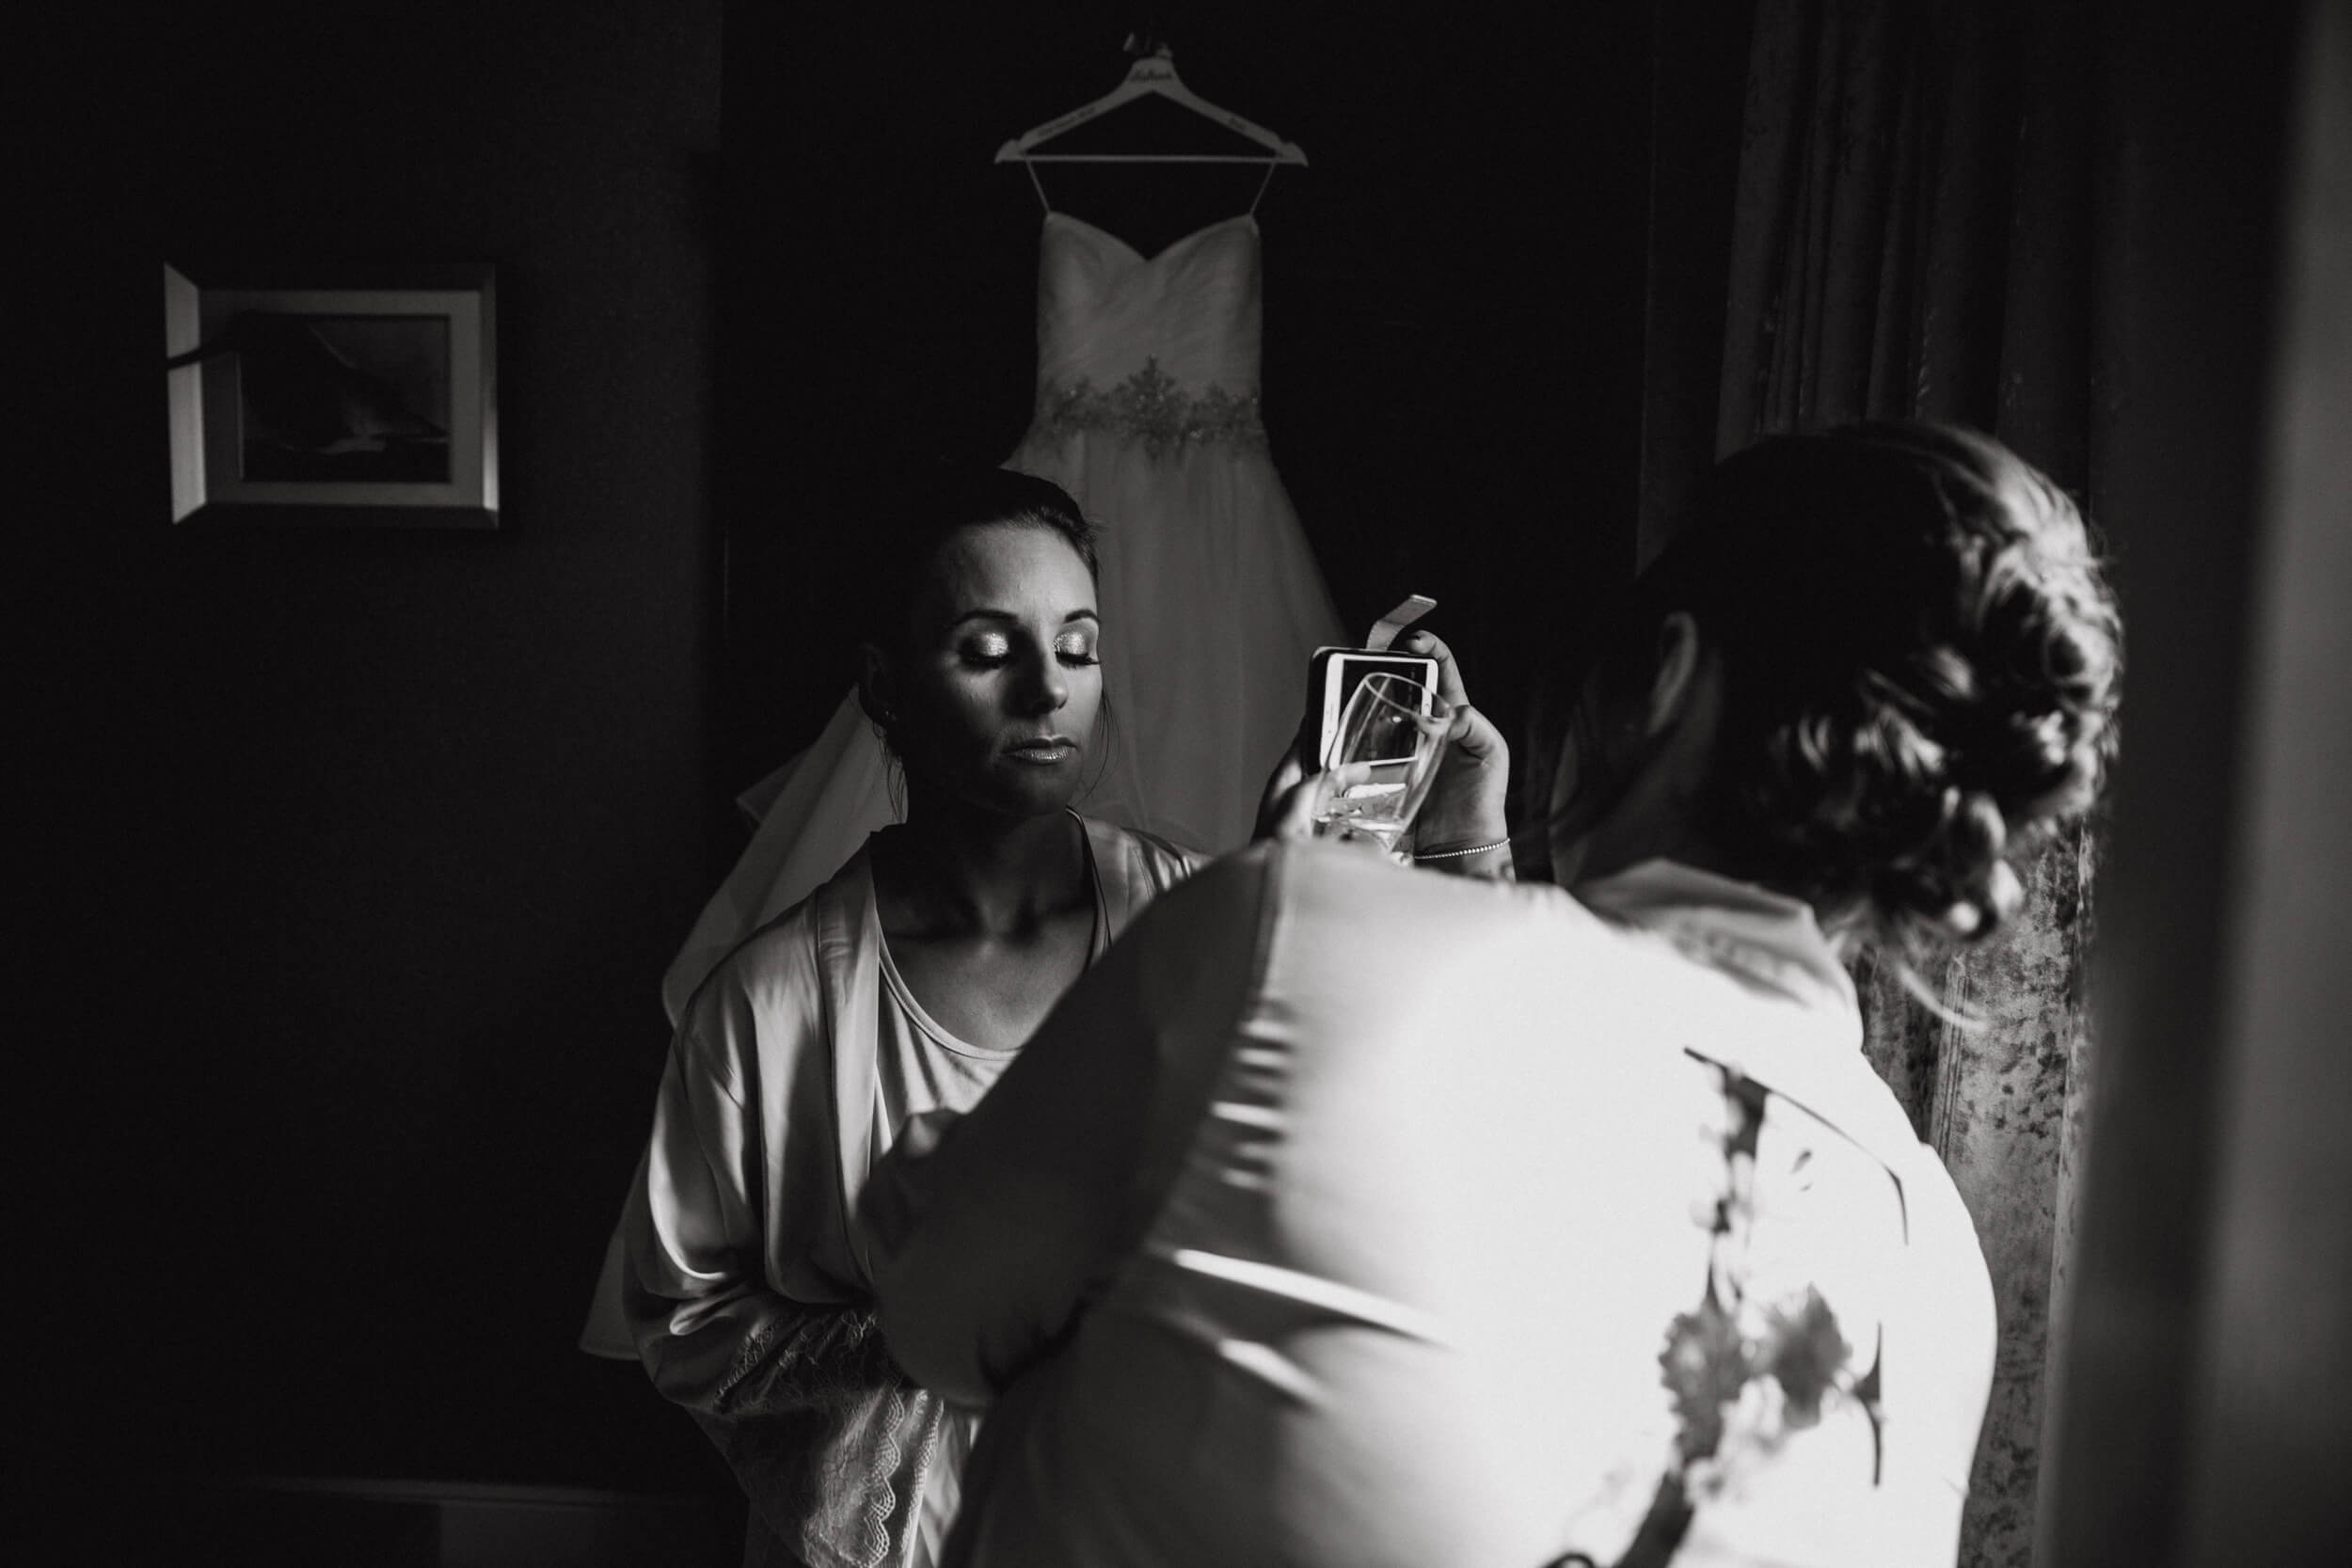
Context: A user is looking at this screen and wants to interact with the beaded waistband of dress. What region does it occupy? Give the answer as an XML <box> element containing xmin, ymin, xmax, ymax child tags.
<box><xmin>1033</xmin><ymin>357</ymin><xmax>1267</xmax><ymax>457</ymax></box>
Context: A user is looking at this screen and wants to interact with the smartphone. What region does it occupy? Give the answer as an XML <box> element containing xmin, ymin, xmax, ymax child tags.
<box><xmin>1301</xmin><ymin>647</ymin><xmax>1442</xmax><ymax>773</ymax></box>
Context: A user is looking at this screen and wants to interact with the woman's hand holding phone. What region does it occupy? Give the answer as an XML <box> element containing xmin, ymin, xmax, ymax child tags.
<box><xmin>1395</xmin><ymin>630</ymin><xmax>1513</xmax><ymax>872</ymax></box>
<box><xmin>1254</xmin><ymin>627</ymin><xmax>1512</xmax><ymax>874</ymax></box>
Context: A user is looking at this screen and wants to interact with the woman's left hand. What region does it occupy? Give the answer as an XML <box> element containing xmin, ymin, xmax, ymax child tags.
<box><xmin>1255</xmin><ymin>747</ymin><xmax>1379</xmax><ymax>843</ymax></box>
<box><xmin>1400</xmin><ymin>629</ymin><xmax>1513</xmax><ymax>862</ymax></box>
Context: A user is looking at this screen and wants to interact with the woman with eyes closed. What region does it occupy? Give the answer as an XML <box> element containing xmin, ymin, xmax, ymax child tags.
<box><xmin>614</xmin><ymin>467</ymin><xmax>1200</xmax><ymax>1568</ymax></box>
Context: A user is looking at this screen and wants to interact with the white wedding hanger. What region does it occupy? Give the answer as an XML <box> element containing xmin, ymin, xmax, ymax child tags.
<box><xmin>996</xmin><ymin>37</ymin><xmax>1307</xmax><ymax>213</ymax></box>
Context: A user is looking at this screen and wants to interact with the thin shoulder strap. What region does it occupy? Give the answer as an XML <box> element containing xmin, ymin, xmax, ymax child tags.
<box><xmin>1248</xmin><ymin>159</ymin><xmax>1278</xmax><ymax>214</ymax></box>
<box><xmin>1080</xmin><ymin>815</ymin><xmax>1135</xmax><ymax>938</ymax></box>
<box><xmin>1025</xmin><ymin>161</ymin><xmax>1052</xmax><ymax>214</ymax></box>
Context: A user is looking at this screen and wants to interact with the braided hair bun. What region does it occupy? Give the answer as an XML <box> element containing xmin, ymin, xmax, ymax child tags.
<box><xmin>1647</xmin><ymin>422</ymin><xmax>2122</xmax><ymax>948</ymax></box>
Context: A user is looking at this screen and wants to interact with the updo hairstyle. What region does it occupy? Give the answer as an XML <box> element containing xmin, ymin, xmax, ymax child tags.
<box><xmin>1613</xmin><ymin>422</ymin><xmax>2122</xmax><ymax>949</ymax></box>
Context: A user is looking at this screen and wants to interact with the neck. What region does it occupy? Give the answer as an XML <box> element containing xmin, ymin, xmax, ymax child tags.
<box><xmin>880</xmin><ymin>791</ymin><xmax>1087</xmax><ymax>935</ymax></box>
<box><xmin>1571</xmin><ymin>801</ymin><xmax>1870</xmax><ymax>958</ymax></box>
<box><xmin>1561</xmin><ymin>752</ymin><xmax>1727</xmax><ymax>890</ymax></box>
<box><xmin>1558</xmin><ymin>647</ymin><xmax>1736</xmax><ymax>890</ymax></box>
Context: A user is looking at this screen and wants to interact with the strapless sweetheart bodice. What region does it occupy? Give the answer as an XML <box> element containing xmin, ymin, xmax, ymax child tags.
<box><xmin>1029</xmin><ymin>212</ymin><xmax>1266</xmax><ymax>455</ymax></box>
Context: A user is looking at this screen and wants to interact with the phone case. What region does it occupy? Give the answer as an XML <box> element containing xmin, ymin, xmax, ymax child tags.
<box><xmin>1300</xmin><ymin>647</ymin><xmax>1442</xmax><ymax>772</ymax></box>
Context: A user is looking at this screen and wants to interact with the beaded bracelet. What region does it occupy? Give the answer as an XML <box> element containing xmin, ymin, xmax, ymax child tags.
<box><xmin>1412</xmin><ymin>838</ymin><xmax>1513</xmax><ymax>862</ymax></box>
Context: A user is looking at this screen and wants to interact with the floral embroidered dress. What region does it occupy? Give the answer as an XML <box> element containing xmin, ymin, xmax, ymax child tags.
<box><xmin>653</xmin><ymin>210</ymin><xmax>1343</xmax><ymax>1027</ymax></box>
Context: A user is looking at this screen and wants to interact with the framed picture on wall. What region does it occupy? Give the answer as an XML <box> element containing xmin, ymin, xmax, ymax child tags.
<box><xmin>165</xmin><ymin>263</ymin><xmax>498</xmax><ymax>528</ymax></box>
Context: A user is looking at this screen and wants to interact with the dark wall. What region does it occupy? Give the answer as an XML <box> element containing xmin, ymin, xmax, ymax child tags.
<box><xmin>47</xmin><ymin>0</ymin><xmax>732</xmax><ymax>1498</ymax></box>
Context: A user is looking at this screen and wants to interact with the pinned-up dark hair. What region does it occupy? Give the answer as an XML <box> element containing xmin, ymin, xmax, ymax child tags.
<box><xmin>855</xmin><ymin>464</ymin><xmax>1101</xmax><ymax>655</ymax></box>
<box><xmin>1585</xmin><ymin>421</ymin><xmax>2122</xmax><ymax>950</ymax></box>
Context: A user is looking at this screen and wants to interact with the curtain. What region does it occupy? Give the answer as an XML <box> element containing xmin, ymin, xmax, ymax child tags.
<box><xmin>1640</xmin><ymin>3</ymin><xmax>2101</xmax><ymax>1563</ymax></box>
